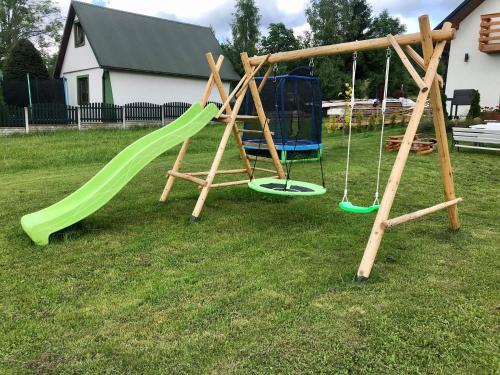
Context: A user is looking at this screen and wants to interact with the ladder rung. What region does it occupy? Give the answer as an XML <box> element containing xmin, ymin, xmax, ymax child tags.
<box><xmin>254</xmin><ymin>167</ymin><xmax>278</xmax><ymax>174</ymax></box>
<box><xmin>239</xmin><ymin>129</ymin><xmax>275</xmax><ymax>135</ymax></box>
<box><xmin>242</xmin><ymin>141</ymin><xmax>276</xmax><ymax>149</ymax></box>
<box><xmin>247</xmin><ymin>155</ymin><xmax>274</xmax><ymax>163</ymax></box>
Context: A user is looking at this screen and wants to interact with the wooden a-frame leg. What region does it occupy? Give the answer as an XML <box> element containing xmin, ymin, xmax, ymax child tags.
<box><xmin>356</xmin><ymin>23</ymin><xmax>448</xmax><ymax>280</ymax></box>
<box><xmin>241</xmin><ymin>52</ymin><xmax>286</xmax><ymax>179</ymax></box>
<box><xmin>159</xmin><ymin>55</ymin><xmax>224</xmax><ymax>202</ymax></box>
<box><xmin>419</xmin><ymin>17</ymin><xmax>460</xmax><ymax>230</ymax></box>
<box><xmin>191</xmin><ymin>85</ymin><xmax>251</xmax><ymax>220</ymax></box>
<box><xmin>206</xmin><ymin>53</ymin><xmax>254</xmax><ymax>177</ymax></box>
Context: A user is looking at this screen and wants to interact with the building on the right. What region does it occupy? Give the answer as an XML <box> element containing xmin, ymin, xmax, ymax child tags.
<box><xmin>436</xmin><ymin>0</ymin><xmax>500</xmax><ymax>117</ymax></box>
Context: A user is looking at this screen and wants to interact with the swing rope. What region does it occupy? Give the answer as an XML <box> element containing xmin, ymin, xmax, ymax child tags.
<box><xmin>373</xmin><ymin>48</ymin><xmax>391</xmax><ymax>206</ymax></box>
<box><xmin>339</xmin><ymin>49</ymin><xmax>392</xmax><ymax>213</ymax></box>
<box><xmin>341</xmin><ymin>51</ymin><xmax>358</xmax><ymax>203</ymax></box>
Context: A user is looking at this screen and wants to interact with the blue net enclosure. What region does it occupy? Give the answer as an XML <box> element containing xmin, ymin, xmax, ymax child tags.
<box><xmin>243</xmin><ymin>67</ymin><xmax>323</xmax><ymax>162</ymax></box>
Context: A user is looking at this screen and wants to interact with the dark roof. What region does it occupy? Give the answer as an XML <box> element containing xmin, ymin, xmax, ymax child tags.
<box><xmin>435</xmin><ymin>0</ymin><xmax>485</xmax><ymax>29</ymax></box>
<box><xmin>54</xmin><ymin>1</ymin><xmax>240</xmax><ymax>81</ymax></box>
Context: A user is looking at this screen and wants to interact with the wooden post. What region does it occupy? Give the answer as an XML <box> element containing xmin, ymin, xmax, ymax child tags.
<box><xmin>122</xmin><ymin>106</ymin><xmax>126</xmax><ymax>129</ymax></box>
<box><xmin>241</xmin><ymin>52</ymin><xmax>286</xmax><ymax>179</ymax></box>
<box><xmin>24</xmin><ymin>107</ymin><xmax>29</xmax><ymax>134</ymax></box>
<box><xmin>356</xmin><ymin>28</ymin><xmax>446</xmax><ymax>280</ymax></box>
<box><xmin>160</xmin><ymin>55</ymin><xmax>224</xmax><ymax>202</ymax></box>
<box><xmin>419</xmin><ymin>17</ymin><xmax>460</xmax><ymax>230</ymax></box>
<box><xmin>77</xmin><ymin>106</ymin><xmax>82</xmax><ymax>130</ymax></box>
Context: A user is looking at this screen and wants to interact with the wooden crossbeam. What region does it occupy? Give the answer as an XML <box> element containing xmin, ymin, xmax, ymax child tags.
<box><xmin>210</xmin><ymin>176</ymin><xmax>280</xmax><ymax>189</ymax></box>
<box><xmin>167</xmin><ymin>170</ymin><xmax>207</xmax><ymax>186</ymax></box>
<box><xmin>186</xmin><ymin>169</ymin><xmax>247</xmax><ymax>176</ymax></box>
<box><xmin>249</xmin><ymin>29</ymin><xmax>455</xmax><ymax>66</ymax></box>
<box><xmin>383</xmin><ymin>198</ymin><xmax>463</xmax><ymax>229</ymax></box>
<box><xmin>387</xmin><ymin>34</ymin><xmax>428</xmax><ymax>92</ymax></box>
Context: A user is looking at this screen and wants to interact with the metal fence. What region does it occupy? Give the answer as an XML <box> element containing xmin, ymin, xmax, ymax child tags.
<box><xmin>0</xmin><ymin>101</ymin><xmax>221</xmax><ymax>127</ymax></box>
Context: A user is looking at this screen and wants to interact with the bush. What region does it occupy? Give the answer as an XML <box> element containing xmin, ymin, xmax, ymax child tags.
<box><xmin>2</xmin><ymin>39</ymin><xmax>49</xmax><ymax>80</ymax></box>
<box><xmin>356</xmin><ymin>111</ymin><xmax>363</xmax><ymax>128</ymax></box>
<box><xmin>368</xmin><ymin>114</ymin><xmax>375</xmax><ymax>130</ymax></box>
<box><xmin>390</xmin><ymin>113</ymin><xmax>397</xmax><ymax>127</ymax></box>
<box><xmin>467</xmin><ymin>90</ymin><xmax>481</xmax><ymax>119</ymax></box>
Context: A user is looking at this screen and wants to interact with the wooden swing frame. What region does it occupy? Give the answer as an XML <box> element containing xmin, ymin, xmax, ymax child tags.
<box><xmin>160</xmin><ymin>15</ymin><xmax>462</xmax><ymax>280</ymax></box>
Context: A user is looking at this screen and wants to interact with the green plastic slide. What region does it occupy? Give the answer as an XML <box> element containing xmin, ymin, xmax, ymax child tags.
<box><xmin>21</xmin><ymin>103</ymin><xmax>218</xmax><ymax>246</ymax></box>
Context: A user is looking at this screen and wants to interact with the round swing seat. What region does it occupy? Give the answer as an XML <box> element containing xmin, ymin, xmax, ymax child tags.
<box><xmin>248</xmin><ymin>178</ymin><xmax>326</xmax><ymax>197</ymax></box>
<box><xmin>338</xmin><ymin>201</ymin><xmax>380</xmax><ymax>214</ymax></box>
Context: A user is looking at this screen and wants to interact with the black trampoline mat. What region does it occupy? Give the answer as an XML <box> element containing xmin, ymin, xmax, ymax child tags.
<box><xmin>260</xmin><ymin>182</ymin><xmax>314</xmax><ymax>193</ymax></box>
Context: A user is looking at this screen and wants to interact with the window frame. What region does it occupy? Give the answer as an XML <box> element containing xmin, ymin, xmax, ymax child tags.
<box><xmin>77</xmin><ymin>75</ymin><xmax>90</xmax><ymax>105</ymax></box>
<box><xmin>74</xmin><ymin>22</ymin><xmax>85</xmax><ymax>48</ymax></box>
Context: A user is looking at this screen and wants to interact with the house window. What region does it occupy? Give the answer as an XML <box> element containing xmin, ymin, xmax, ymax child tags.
<box><xmin>74</xmin><ymin>22</ymin><xmax>85</xmax><ymax>47</ymax></box>
<box><xmin>77</xmin><ymin>76</ymin><xmax>89</xmax><ymax>105</ymax></box>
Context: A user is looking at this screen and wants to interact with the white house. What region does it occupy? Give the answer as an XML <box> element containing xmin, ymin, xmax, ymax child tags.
<box><xmin>54</xmin><ymin>1</ymin><xmax>239</xmax><ymax>106</ymax></box>
<box><xmin>437</xmin><ymin>0</ymin><xmax>500</xmax><ymax>116</ymax></box>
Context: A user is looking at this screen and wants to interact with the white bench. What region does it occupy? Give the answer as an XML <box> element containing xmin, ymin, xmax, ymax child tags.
<box><xmin>452</xmin><ymin>126</ymin><xmax>500</xmax><ymax>152</ymax></box>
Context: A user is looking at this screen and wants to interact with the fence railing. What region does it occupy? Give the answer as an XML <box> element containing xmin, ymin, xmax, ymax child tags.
<box><xmin>0</xmin><ymin>105</ymin><xmax>25</xmax><ymax>127</ymax></box>
<box><xmin>0</xmin><ymin>101</ymin><xmax>221</xmax><ymax>128</ymax></box>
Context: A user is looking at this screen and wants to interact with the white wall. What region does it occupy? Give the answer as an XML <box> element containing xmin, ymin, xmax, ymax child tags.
<box><xmin>63</xmin><ymin>68</ymin><xmax>103</xmax><ymax>105</ymax></box>
<box><xmin>445</xmin><ymin>0</ymin><xmax>500</xmax><ymax>116</ymax></box>
<box><xmin>60</xmin><ymin>20</ymin><xmax>103</xmax><ymax>105</ymax></box>
<box><xmin>109</xmin><ymin>71</ymin><xmax>230</xmax><ymax>105</ymax></box>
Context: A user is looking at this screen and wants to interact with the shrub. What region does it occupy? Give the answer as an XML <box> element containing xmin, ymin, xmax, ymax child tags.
<box><xmin>368</xmin><ymin>114</ymin><xmax>375</xmax><ymax>130</ymax></box>
<box><xmin>390</xmin><ymin>113</ymin><xmax>397</xmax><ymax>127</ymax></box>
<box><xmin>467</xmin><ymin>90</ymin><xmax>481</xmax><ymax>119</ymax></box>
<box><xmin>356</xmin><ymin>111</ymin><xmax>363</xmax><ymax>128</ymax></box>
<box><xmin>3</xmin><ymin>39</ymin><xmax>49</xmax><ymax>80</ymax></box>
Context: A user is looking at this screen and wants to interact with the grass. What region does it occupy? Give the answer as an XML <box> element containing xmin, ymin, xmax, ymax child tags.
<box><xmin>0</xmin><ymin>125</ymin><xmax>498</xmax><ymax>373</ymax></box>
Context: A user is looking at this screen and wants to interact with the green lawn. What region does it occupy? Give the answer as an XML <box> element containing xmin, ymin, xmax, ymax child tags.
<box><xmin>0</xmin><ymin>125</ymin><xmax>498</xmax><ymax>373</ymax></box>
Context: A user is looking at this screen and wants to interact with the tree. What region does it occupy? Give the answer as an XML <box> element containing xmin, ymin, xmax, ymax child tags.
<box><xmin>0</xmin><ymin>0</ymin><xmax>63</xmax><ymax>66</ymax></box>
<box><xmin>222</xmin><ymin>0</ymin><xmax>261</xmax><ymax>75</ymax></box>
<box><xmin>260</xmin><ymin>23</ymin><xmax>300</xmax><ymax>74</ymax></box>
<box><xmin>363</xmin><ymin>10</ymin><xmax>414</xmax><ymax>98</ymax></box>
<box><xmin>306</xmin><ymin>0</ymin><xmax>372</xmax><ymax>99</ymax></box>
<box><xmin>306</xmin><ymin>0</ymin><xmax>372</xmax><ymax>46</ymax></box>
<box><xmin>260</xmin><ymin>23</ymin><xmax>299</xmax><ymax>54</ymax></box>
<box><xmin>2</xmin><ymin>38</ymin><xmax>49</xmax><ymax>80</ymax></box>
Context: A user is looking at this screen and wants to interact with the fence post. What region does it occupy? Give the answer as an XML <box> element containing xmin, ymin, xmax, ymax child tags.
<box><xmin>77</xmin><ymin>106</ymin><xmax>81</xmax><ymax>130</ymax></box>
<box><xmin>24</xmin><ymin>107</ymin><xmax>29</xmax><ymax>134</ymax></box>
<box><xmin>161</xmin><ymin>104</ymin><xmax>165</xmax><ymax>126</ymax></box>
<box><xmin>122</xmin><ymin>106</ymin><xmax>126</xmax><ymax>129</ymax></box>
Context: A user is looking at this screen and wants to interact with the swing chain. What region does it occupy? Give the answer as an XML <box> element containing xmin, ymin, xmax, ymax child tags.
<box><xmin>309</xmin><ymin>58</ymin><xmax>314</xmax><ymax>76</ymax></box>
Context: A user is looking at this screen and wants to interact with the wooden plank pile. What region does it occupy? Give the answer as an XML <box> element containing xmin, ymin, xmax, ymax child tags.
<box><xmin>385</xmin><ymin>134</ymin><xmax>436</xmax><ymax>155</ymax></box>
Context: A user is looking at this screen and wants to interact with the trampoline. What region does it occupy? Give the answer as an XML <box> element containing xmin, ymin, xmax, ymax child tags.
<box><xmin>243</xmin><ymin>67</ymin><xmax>323</xmax><ymax>162</ymax></box>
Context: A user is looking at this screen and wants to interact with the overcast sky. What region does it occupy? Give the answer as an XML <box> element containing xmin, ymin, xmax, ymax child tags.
<box><xmin>55</xmin><ymin>0</ymin><xmax>462</xmax><ymax>41</ymax></box>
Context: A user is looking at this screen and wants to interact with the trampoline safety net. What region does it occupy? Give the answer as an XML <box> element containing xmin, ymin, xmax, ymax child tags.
<box><xmin>242</xmin><ymin>66</ymin><xmax>323</xmax><ymax>151</ymax></box>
